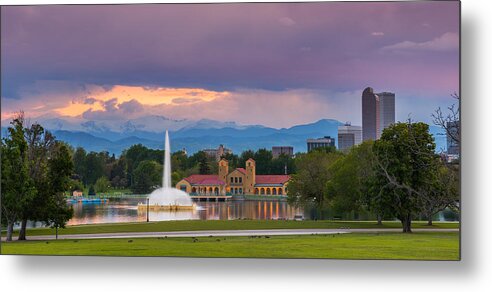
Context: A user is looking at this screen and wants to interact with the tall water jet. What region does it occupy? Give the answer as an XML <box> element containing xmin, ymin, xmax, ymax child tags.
<box><xmin>139</xmin><ymin>130</ymin><xmax>193</xmax><ymax>211</ymax></box>
<box><xmin>163</xmin><ymin>130</ymin><xmax>172</xmax><ymax>188</ymax></box>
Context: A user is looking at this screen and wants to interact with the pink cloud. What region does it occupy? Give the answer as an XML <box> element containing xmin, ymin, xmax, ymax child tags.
<box><xmin>381</xmin><ymin>32</ymin><xmax>459</xmax><ymax>52</ymax></box>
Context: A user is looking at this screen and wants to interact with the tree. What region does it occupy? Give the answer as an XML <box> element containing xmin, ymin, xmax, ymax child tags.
<box><xmin>88</xmin><ymin>185</ymin><xmax>96</xmax><ymax>196</ymax></box>
<box><xmin>190</xmin><ymin>151</ymin><xmax>211</xmax><ymax>175</ymax></box>
<box><xmin>287</xmin><ymin>150</ymin><xmax>342</xmax><ymax>218</ymax></box>
<box><xmin>94</xmin><ymin>176</ymin><xmax>111</xmax><ymax>193</ymax></box>
<box><xmin>238</xmin><ymin>150</ymin><xmax>255</xmax><ymax>167</ymax></box>
<box><xmin>110</xmin><ymin>155</ymin><xmax>127</xmax><ymax>188</ymax></box>
<box><xmin>84</xmin><ymin>152</ymin><xmax>105</xmax><ymax>186</ymax></box>
<box><xmin>220</xmin><ymin>152</ymin><xmax>239</xmax><ymax>169</ymax></box>
<box><xmin>0</xmin><ymin>114</ymin><xmax>36</xmax><ymax>241</ymax></box>
<box><xmin>253</xmin><ymin>149</ymin><xmax>273</xmax><ymax>174</ymax></box>
<box><xmin>172</xmin><ymin>150</ymin><xmax>188</xmax><ymax>172</ymax></box>
<box><xmin>18</xmin><ymin>122</ymin><xmax>56</xmax><ymax>240</ymax></box>
<box><xmin>72</xmin><ymin>147</ymin><xmax>87</xmax><ymax>183</ymax></box>
<box><xmin>271</xmin><ymin>154</ymin><xmax>296</xmax><ymax>175</ymax></box>
<box><xmin>131</xmin><ymin>160</ymin><xmax>163</xmax><ymax>194</ymax></box>
<box><xmin>43</xmin><ymin>142</ymin><xmax>74</xmax><ymax>239</ymax></box>
<box><xmin>420</xmin><ymin>162</ymin><xmax>459</xmax><ymax>225</ymax></box>
<box><xmin>171</xmin><ymin>171</ymin><xmax>183</xmax><ymax>186</ymax></box>
<box><xmin>68</xmin><ymin>179</ymin><xmax>84</xmax><ymax>193</ymax></box>
<box><xmin>326</xmin><ymin>141</ymin><xmax>377</xmax><ymax>219</ymax></box>
<box><xmin>432</xmin><ymin>93</ymin><xmax>460</xmax><ymax>145</ymax></box>
<box><xmin>372</xmin><ymin>121</ymin><xmax>439</xmax><ymax>233</ymax></box>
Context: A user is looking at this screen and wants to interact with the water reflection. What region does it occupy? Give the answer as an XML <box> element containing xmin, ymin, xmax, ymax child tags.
<box><xmin>67</xmin><ymin>198</ymin><xmax>302</xmax><ymax>225</ymax></box>
<box><xmin>19</xmin><ymin>197</ymin><xmax>458</xmax><ymax>228</ymax></box>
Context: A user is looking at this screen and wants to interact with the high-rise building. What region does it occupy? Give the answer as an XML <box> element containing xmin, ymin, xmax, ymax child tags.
<box><xmin>272</xmin><ymin>146</ymin><xmax>294</xmax><ymax>158</ymax></box>
<box><xmin>203</xmin><ymin>144</ymin><xmax>232</xmax><ymax>161</ymax></box>
<box><xmin>338</xmin><ymin>123</ymin><xmax>362</xmax><ymax>152</ymax></box>
<box><xmin>377</xmin><ymin>91</ymin><xmax>396</xmax><ymax>137</ymax></box>
<box><xmin>362</xmin><ymin>87</ymin><xmax>380</xmax><ymax>141</ymax></box>
<box><xmin>307</xmin><ymin>136</ymin><xmax>335</xmax><ymax>152</ymax></box>
<box><xmin>447</xmin><ymin>121</ymin><xmax>460</xmax><ymax>155</ymax></box>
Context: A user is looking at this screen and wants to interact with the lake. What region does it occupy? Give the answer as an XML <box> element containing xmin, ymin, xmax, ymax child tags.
<box><xmin>63</xmin><ymin>197</ymin><xmax>458</xmax><ymax>226</ymax></box>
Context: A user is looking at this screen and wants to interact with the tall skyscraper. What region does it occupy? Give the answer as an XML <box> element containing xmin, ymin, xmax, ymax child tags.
<box><xmin>338</xmin><ymin>123</ymin><xmax>362</xmax><ymax>152</ymax></box>
<box><xmin>377</xmin><ymin>91</ymin><xmax>396</xmax><ymax>137</ymax></box>
<box><xmin>362</xmin><ymin>87</ymin><xmax>380</xmax><ymax>141</ymax></box>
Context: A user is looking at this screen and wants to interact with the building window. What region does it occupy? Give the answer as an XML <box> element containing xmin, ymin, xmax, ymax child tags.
<box><xmin>239</xmin><ymin>177</ymin><xmax>242</xmax><ymax>184</ymax></box>
<box><xmin>235</xmin><ymin>177</ymin><xmax>238</xmax><ymax>184</ymax></box>
<box><xmin>230</xmin><ymin>177</ymin><xmax>234</xmax><ymax>183</ymax></box>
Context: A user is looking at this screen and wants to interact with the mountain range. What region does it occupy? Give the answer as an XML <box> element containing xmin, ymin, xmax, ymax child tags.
<box><xmin>1</xmin><ymin>116</ymin><xmax>447</xmax><ymax>155</ymax></box>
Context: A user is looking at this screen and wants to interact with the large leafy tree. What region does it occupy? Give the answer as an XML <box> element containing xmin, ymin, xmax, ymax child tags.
<box><xmin>17</xmin><ymin>122</ymin><xmax>56</xmax><ymax>240</ymax></box>
<box><xmin>372</xmin><ymin>121</ymin><xmax>439</xmax><ymax>232</ymax></box>
<box><xmin>0</xmin><ymin>115</ymin><xmax>36</xmax><ymax>241</ymax></box>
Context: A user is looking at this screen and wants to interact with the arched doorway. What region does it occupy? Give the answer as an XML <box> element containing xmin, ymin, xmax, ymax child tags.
<box><xmin>214</xmin><ymin>187</ymin><xmax>219</xmax><ymax>195</ymax></box>
<box><xmin>255</xmin><ymin>188</ymin><xmax>259</xmax><ymax>195</ymax></box>
<box><xmin>260</xmin><ymin>188</ymin><xmax>265</xmax><ymax>195</ymax></box>
<box><xmin>192</xmin><ymin>187</ymin><xmax>197</xmax><ymax>193</ymax></box>
<box><xmin>272</xmin><ymin>188</ymin><xmax>277</xmax><ymax>195</ymax></box>
<box><xmin>278</xmin><ymin>188</ymin><xmax>283</xmax><ymax>195</ymax></box>
<box><xmin>266</xmin><ymin>188</ymin><xmax>271</xmax><ymax>195</ymax></box>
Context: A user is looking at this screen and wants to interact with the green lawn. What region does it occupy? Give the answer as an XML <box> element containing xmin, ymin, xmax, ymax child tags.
<box><xmin>1</xmin><ymin>232</ymin><xmax>460</xmax><ymax>260</ymax></box>
<box><xmin>1</xmin><ymin>220</ymin><xmax>459</xmax><ymax>237</ymax></box>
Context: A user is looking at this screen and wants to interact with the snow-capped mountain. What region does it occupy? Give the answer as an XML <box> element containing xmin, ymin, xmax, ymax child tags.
<box><xmin>1</xmin><ymin>115</ymin><xmax>447</xmax><ymax>156</ymax></box>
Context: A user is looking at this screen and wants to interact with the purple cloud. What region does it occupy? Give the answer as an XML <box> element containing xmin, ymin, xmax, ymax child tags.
<box><xmin>381</xmin><ymin>32</ymin><xmax>459</xmax><ymax>52</ymax></box>
<box><xmin>1</xmin><ymin>2</ymin><xmax>459</xmax><ymax>126</ymax></box>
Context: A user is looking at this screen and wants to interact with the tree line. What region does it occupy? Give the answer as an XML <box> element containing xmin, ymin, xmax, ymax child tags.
<box><xmin>287</xmin><ymin>121</ymin><xmax>460</xmax><ymax>233</ymax></box>
<box><xmin>68</xmin><ymin>141</ymin><xmax>297</xmax><ymax>195</ymax></box>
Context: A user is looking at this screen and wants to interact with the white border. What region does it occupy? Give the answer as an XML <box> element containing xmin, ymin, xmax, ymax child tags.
<box><xmin>2</xmin><ymin>1</ymin><xmax>491</xmax><ymax>292</ymax></box>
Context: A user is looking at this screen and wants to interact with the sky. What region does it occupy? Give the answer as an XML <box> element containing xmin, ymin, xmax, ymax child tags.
<box><xmin>1</xmin><ymin>2</ymin><xmax>460</xmax><ymax>129</ymax></box>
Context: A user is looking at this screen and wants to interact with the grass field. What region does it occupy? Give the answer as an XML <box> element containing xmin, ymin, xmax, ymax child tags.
<box><xmin>1</xmin><ymin>220</ymin><xmax>459</xmax><ymax>237</ymax></box>
<box><xmin>1</xmin><ymin>232</ymin><xmax>459</xmax><ymax>260</ymax></box>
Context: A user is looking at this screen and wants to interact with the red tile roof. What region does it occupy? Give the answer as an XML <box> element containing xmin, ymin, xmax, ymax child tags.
<box><xmin>236</xmin><ymin>168</ymin><xmax>246</xmax><ymax>174</ymax></box>
<box><xmin>255</xmin><ymin>175</ymin><xmax>290</xmax><ymax>185</ymax></box>
<box><xmin>184</xmin><ymin>175</ymin><xmax>225</xmax><ymax>186</ymax></box>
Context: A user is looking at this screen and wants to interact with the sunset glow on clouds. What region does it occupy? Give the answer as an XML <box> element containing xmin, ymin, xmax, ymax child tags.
<box><xmin>2</xmin><ymin>83</ymin><xmax>361</xmax><ymax>128</ymax></box>
<box><xmin>56</xmin><ymin>86</ymin><xmax>230</xmax><ymax>118</ymax></box>
<box><xmin>1</xmin><ymin>2</ymin><xmax>459</xmax><ymax>128</ymax></box>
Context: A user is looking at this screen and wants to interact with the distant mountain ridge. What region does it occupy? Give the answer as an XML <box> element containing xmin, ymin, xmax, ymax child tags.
<box><xmin>1</xmin><ymin>117</ymin><xmax>446</xmax><ymax>156</ymax></box>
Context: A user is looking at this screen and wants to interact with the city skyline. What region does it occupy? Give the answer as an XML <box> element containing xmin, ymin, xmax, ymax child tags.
<box><xmin>1</xmin><ymin>2</ymin><xmax>459</xmax><ymax>129</ymax></box>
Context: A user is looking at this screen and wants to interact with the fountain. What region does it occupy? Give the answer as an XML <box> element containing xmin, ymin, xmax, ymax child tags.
<box><xmin>138</xmin><ymin>130</ymin><xmax>194</xmax><ymax>211</ymax></box>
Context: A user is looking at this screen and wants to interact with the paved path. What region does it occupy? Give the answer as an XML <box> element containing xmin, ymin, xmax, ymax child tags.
<box><xmin>3</xmin><ymin>228</ymin><xmax>459</xmax><ymax>241</ymax></box>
